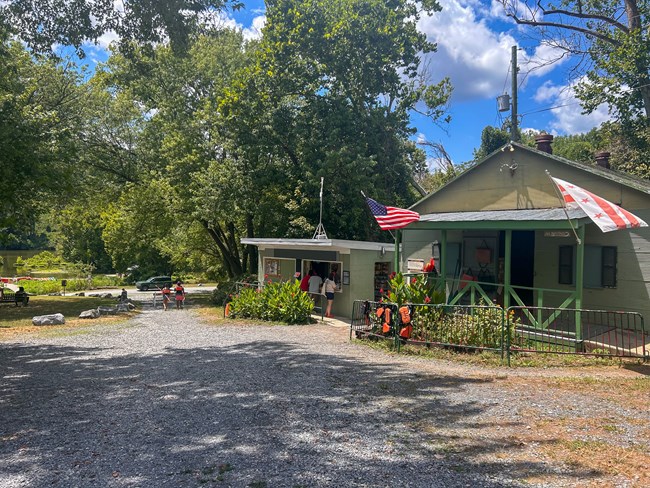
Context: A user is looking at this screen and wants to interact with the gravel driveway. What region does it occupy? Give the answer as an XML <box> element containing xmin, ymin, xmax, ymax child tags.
<box><xmin>1</xmin><ymin>309</ymin><xmax>648</xmax><ymax>487</ymax></box>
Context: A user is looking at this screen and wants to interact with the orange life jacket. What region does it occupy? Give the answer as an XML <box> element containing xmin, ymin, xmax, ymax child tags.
<box><xmin>381</xmin><ymin>308</ymin><xmax>392</xmax><ymax>333</ymax></box>
<box><xmin>398</xmin><ymin>305</ymin><xmax>411</xmax><ymax>325</ymax></box>
<box><xmin>399</xmin><ymin>325</ymin><xmax>413</xmax><ymax>338</ymax></box>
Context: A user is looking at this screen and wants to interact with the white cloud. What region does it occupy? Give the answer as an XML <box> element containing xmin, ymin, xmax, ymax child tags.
<box><xmin>96</xmin><ymin>30</ymin><xmax>120</xmax><ymax>50</ymax></box>
<box><xmin>418</xmin><ymin>0</ymin><xmax>517</xmax><ymax>101</ymax></box>
<box><xmin>417</xmin><ymin>0</ymin><xmax>570</xmax><ymax>103</ymax></box>
<box><xmin>242</xmin><ymin>15</ymin><xmax>266</xmax><ymax>41</ymax></box>
<box><xmin>534</xmin><ymin>79</ymin><xmax>610</xmax><ymax>134</ymax></box>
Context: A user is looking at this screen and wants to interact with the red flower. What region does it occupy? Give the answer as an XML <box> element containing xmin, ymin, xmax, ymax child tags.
<box><xmin>389</xmin><ymin>271</ymin><xmax>396</xmax><ymax>279</ymax></box>
<box><xmin>424</xmin><ymin>296</ymin><xmax>431</xmax><ymax>303</ymax></box>
<box><xmin>264</xmin><ymin>274</ymin><xmax>268</xmax><ymax>279</ymax></box>
<box><xmin>411</xmin><ymin>277</ymin><xmax>417</xmax><ymax>284</ymax></box>
<box><xmin>379</xmin><ymin>288</ymin><xmax>384</xmax><ymax>294</ymax></box>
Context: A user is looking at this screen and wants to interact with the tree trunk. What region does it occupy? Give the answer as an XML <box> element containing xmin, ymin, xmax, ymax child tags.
<box><xmin>200</xmin><ymin>220</ymin><xmax>243</xmax><ymax>278</ymax></box>
<box><xmin>246</xmin><ymin>213</ymin><xmax>257</xmax><ymax>274</ymax></box>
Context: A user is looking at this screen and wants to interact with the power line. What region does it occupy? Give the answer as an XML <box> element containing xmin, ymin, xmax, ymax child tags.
<box><xmin>520</xmin><ymin>101</ymin><xmax>581</xmax><ymax>116</ymax></box>
<box><xmin>520</xmin><ymin>81</ymin><xmax>650</xmax><ymax>117</ymax></box>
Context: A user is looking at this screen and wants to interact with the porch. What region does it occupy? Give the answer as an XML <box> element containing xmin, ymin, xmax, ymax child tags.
<box><xmin>401</xmin><ymin>207</ymin><xmax>649</xmax><ymax>343</ymax></box>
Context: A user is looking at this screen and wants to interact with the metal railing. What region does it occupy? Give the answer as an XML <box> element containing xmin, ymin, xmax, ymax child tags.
<box><xmin>351</xmin><ymin>300</ymin><xmax>649</xmax><ymax>364</ymax></box>
<box><xmin>508</xmin><ymin>306</ymin><xmax>647</xmax><ymax>359</ymax></box>
<box><xmin>351</xmin><ymin>300</ymin><xmax>505</xmax><ymax>356</ymax></box>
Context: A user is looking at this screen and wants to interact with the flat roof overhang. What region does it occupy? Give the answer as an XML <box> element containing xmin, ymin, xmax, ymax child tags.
<box><xmin>407</xmin><ymin>208</ymin><xmax>590</xmax><ymax>231</ymax></box>
<box><xmin>240</xmin><ymin>238</ymin><xmax>395</xmax><ymax>253</ymax></box>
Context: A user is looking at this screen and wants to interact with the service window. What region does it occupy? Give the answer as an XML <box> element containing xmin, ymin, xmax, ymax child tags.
<box><xmin>302</xmin><ymin>260</ymin><xmax>343</xmax><ymax>292</ymax></box>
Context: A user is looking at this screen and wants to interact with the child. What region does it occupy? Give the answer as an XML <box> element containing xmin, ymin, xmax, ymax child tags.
<box><xmin>174</xmin><ymin>281</ymin><xmax>185</xmax><ymax>310</ymax></box>
<box><xmin>161</xmin><ymin>285</ymin><xmax>171</xmax><ymax>311</ymax></box>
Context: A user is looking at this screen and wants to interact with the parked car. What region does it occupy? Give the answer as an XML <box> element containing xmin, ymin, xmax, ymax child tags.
<box><xmin>135</xmin><ymin>276</ymin><xmax>173</xmax><ymax>291</ymax></box>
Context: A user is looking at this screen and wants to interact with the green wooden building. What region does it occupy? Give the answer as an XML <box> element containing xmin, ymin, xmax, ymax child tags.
<box><xmin>402</xmin><ymin>138</ymin><xmax>650</xmax><ymax>329</ymax></box>
<box><xmin>241</xmin><ymin>238</ymin><xmax>395</xmax><ymax>318</ymax></box>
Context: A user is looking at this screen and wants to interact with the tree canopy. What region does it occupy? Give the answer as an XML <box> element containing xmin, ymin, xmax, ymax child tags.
<box><xmin>0</xmin><ymin>0</ymin><xmax>243</xmax><ymax>56</ymax></box>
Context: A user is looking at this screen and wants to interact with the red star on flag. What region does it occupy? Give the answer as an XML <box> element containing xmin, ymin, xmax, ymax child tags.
<box><xmin>551</xmin><ymin>176</ymin><xmax>648</xmax><ymax>233</ymax></box>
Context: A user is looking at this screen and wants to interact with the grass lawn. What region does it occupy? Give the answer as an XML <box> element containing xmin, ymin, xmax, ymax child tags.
<box><xmin>0</xmin><ymin>295</ymin><xmax>137</xmax><ymax>340</ymax></box>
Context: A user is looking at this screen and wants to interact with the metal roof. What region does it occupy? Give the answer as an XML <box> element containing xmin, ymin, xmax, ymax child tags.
<box><xmin>240</xmin><ymin>238</ymin><xmax>394</xmax><ymax>252</ymax></box>
<box><xmin>418</xmin><ymin>207</ymin><xmax>587</xmax><ymax>223</ymax></box>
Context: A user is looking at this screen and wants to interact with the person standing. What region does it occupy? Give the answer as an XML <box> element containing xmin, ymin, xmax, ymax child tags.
<box><xmin>324</xmin><ymin>272</ymin><xmax>337</xmax><ymax>318</ymax></box>
<box><xmin>300</xmin><ymin>270</ymin><xmax>313</xmax><ymax>292</ymax></box>
<box><xmin>174</xmin><ymin>281</ymin><xmax>185</xmax><ymax>310</ymax></box>
<box><xmin>161</xmin><ymin>285</ymin><xmax>171</xmax><ymax>311</ymax></box>
<box><xmin>308</xmin><ymin>271</ymin><xmax>322</xmax><ymax>298</ymax></box>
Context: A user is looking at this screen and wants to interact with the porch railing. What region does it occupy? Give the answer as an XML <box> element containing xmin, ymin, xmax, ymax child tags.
<box><xmin>402</xmin><ymin>273</ymin><xmax>578</xmax><ymax>328</ymax></box>
<box><xmin>509</xmin><ymin>306</ymin><xmax>647</xmax><ymax>358</ymax></box>
<box><xmin>350</xmin><ymin>300</ymin><xmax>648</xmax><ymax>364</ymax></box>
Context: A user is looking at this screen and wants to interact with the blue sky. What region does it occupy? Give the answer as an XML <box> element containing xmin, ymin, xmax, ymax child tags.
<box><xmin>82</xmin><ymin>0</ymin><xmax>611</xmax><ymax>166</ymax></box>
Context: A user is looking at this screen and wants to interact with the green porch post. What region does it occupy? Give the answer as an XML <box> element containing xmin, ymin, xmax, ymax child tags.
<box><xmin>440</xmin><ymin>230</ymin><xmax>447</xmax><ymax>292</ymax></box>
<box><xmin>504</xmin><ymin>230</ymin><xmax>512</xmax><ymax>310</ymax></box>
<box><xmin>575</xmin><ymin>225</ymin><xmax>585</xmax><ymax>343</ymax></box>
<box><xmin>394</xmin><ymin>229</ymin><xmax>401</xmax><ymax>274</ymax></box>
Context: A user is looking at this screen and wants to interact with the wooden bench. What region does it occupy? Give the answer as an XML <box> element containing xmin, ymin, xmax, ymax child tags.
<box><xmin>0</xmin><ymin>292</ymin><xmax>30</xmax><ymax>306</ymax></box>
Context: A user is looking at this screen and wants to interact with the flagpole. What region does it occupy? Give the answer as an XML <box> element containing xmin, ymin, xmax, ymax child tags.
<box><xmin>546</xmin><ymin>170</ymin><xmax>581</xmax><ymax>244</ymax></box>
<box><xmin>313</xmin><ymin>177</ymin><xmax>328</xmax><ymax>239</ymax></box>
<box><xmin>394</xmin><ymin>229</ymin><xmax>400</xmax><ymax>274</ymax></box>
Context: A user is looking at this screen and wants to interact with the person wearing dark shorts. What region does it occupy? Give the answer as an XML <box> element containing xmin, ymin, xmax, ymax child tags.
<box><xmin>324</xmin><ymin>273</ymin><xmax>337</xmax><ymax>318</ymax></box>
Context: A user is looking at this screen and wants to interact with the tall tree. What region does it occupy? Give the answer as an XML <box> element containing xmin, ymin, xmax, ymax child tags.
<box><xmin>0</xmin><ymin>34</ymin><xmax>86</xmax><ymax>247</ymax></box>
<box><xmin>499</xmin><ymin>0</ymin><xmax>650</xmax><ymax>123</ymax></box>
<box><xmin>94</xmin><ymin>29</ymin><xmax>257</xmax><ymax>277</ymax></box>
<box><xmin>224</xmin><ymin>0</ymin><xmax>452</xmax><ymax>241</ymax></box>
<box><xmin>1</xmin><ymin>0</ymin><xmax>243</xmax><ymax>56</ymax></box>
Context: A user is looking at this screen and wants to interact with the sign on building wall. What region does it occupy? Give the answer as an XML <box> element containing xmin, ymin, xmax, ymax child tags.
<box><xmin>407</xmin><ymin>259</ymin><xmax>424</xmax><ymax>272</ymax></box>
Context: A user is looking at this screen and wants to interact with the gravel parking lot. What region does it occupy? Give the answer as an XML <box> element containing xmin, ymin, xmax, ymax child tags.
<box><xmin>1</xmin><ymin>309</ymin><xmax>648</xmax><ymax>487</ymax></box>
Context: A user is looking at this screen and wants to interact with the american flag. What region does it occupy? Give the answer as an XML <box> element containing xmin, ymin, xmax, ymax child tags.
<box><xmin>366</xmin><ymin>197</ymin><xmax>420</xmax><ymax>230</ymax></box>
<box><xmin>551</xmin><ymin>177</ymin><xmax>648</xmax><ymax>233</ymax></box>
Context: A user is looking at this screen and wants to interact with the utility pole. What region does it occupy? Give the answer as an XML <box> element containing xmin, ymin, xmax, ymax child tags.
<box><xmin>511</xmin><ymin>45</ymin><xmax>519</xmax><ymax>142</ymax></box>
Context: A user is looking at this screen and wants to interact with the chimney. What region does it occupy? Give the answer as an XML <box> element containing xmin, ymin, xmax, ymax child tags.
<box><xmin>534</xmin><ymin>133</ymin><xmax>554</xmax><ymax>154</ymax></box>
<box><xmin>595</xmin><ymin>151</ymin><xmax>611</xmax><ymax>169</ymax></box>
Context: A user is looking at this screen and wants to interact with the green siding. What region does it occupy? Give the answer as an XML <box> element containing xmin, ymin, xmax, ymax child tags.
<box><xmin>412</xmin><ymin>149</ymin><xmax>650</xmax><ymax>214</ymax></box>
<box><xmin>253</xmin><ymin>247</ymin><xmax>393</xmax><ymax>319</ymax></box>
<box><xmin>533</xmin><ymin>211</ymin><xmax>650</xmax><ymax>323</ymax></box>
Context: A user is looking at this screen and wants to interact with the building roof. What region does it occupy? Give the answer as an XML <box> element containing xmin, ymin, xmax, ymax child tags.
<box><xmin>241</xmin><ymin>238</ymin><xmax>394</xmax><ymax>252</ymax></box>
<box><xmin>419</xmin><ymin>207</ymin><xmax>587</xmax><ymax>223</ymax></box>
<box><xmin>410</xmin><ymin>141</ymin><xmax>650</xmax><ymax>211</ymax></box>
<box><xmin>409</xmin><ymin>207</ymin><xmax>589</xmax><ymax>231</ymax></box>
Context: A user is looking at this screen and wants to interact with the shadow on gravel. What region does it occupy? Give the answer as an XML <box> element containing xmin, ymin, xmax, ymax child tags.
<box><xmin>0</xmin><ymin>340</ymin><xmax>597</xmax><ymax>487</ymax></box>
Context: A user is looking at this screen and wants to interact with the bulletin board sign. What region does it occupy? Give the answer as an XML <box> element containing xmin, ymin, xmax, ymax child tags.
<box><xmin>264</xmin><ymin>258</ymin><xmax>280</xmax><ymax>276</ymax></box>
<box><xmin>342</xmin><ymin>270</ymin><xmax>350</xmax><ymax>285</ymax></box>
<box><xmin>407</xmin><ymin>259</ymin><xmax>424</xmax><ymax>272</ymax></box>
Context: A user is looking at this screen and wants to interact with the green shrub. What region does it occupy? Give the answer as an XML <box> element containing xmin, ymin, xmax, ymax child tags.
<box><xmin>17</xmin><ymin>278</ymin><xmax>87</xmax><ymax>295</ymax></box>
<box><xmin>91</xmin><ymin>275</ymin><xmax>123</xmax><ymax>287</ymax></box>
<box><xmin>228</xmin><ymin>280</ymin><xmax>314</xmax><ymax>324</ymax></box>
<box><xmin>409</xmin><ymin>304</ymin><xmax>516</xmax><ymax>349</ymax></box>
<box><xmin>383</xmin><ymin>272</ymin><xmax>445</xmax><ymax>306</ymax></box>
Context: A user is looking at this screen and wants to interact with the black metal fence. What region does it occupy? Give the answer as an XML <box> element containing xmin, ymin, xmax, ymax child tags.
<box><xmin>350</xmin><ymin>300</ymin><xmax>505</xmax><ymax>354</ymax></box>
<box><xmin>509</xmin><ymin>306</ymin><xmax>647</xmax><ymax>359</ymax></box>
<box><xmin>350</xmin><ymin>300</ymin><xmax>648</xmax><ymax>364</ymax></box>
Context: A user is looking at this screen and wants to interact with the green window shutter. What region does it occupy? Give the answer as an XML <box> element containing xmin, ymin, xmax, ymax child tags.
<box><xmin>558</xmin><ymin>245</ymin><xmax>573</xmax><ymax>285</ymax></box>
<box><xmin>602</xmin><ymin>246</ymin><xmax>617</xmax><ymax>288</ymax></box>
<box><xmin>584</xmin><ymin>245</ymin><xmax>602</xmax><ymax>288</ymax></box>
